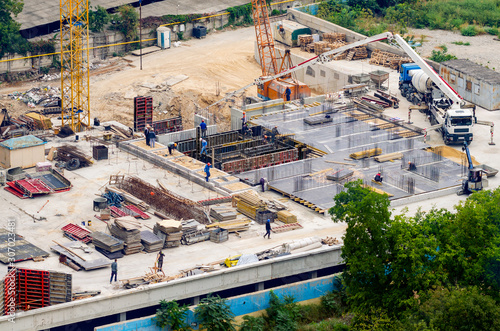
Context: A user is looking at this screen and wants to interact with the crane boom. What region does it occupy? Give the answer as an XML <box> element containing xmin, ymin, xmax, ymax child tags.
<box><xmin>390</xmin><ymin>34</ymin><xmax>463</xmax><ymax>106</ymax></box>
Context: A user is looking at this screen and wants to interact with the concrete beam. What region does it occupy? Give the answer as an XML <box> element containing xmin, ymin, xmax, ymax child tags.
<box><xmin>0</xmin><ymin>246</ymin><xmax>343</xmax><ymax>330</ymax></box>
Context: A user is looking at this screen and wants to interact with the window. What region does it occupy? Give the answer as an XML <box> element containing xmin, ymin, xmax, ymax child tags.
<box><xmin>474</xmin><ymin>83</ymin><xmax>480</xmax><ymax>95</ymax></box>
<box><xmin>450</xmin><ymin>73</ymin><xmax>456</xmax><ymax>84</ymax></box>
<box><xmin>306</xmin><ymin>66</ymin><xmax>315</xmax><ymax>77</ymax></box>
<box><xmin>320</xmin><ymin>70</ymin><xmax>326</xmax><ymax>77</ymax></box>
<box><xmin>466</xmin><ymin>80</ymin><xmax>472</xmax><ymax>92</ymax></box>
<box><xmin>458</xmin><ymin>77</ymin><xmax>464</xmax><ymax>88</ymax></box>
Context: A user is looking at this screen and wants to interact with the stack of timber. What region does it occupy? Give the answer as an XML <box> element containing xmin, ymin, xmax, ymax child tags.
<box><xmin>369</xmin><ymin>49</ymin><xmax>412</xmax><ymax>70</ymax></box>
<box><xmin>106</xmin><ymin>186</ymin><xmax>149</xmax><ymax>211</ymax></box>
<box><xmin>374</xmin><ymin>152</ymin><xmax>404</xmax><ymax>162</ymax></box>
<box><xmin>153</xmin><ymin>219</ymin><xmax>183</xmax><ymax>248</ymax></box>
<box><xmin>90</xmin><ymin>231</ymin><xmax>124</xmax><ymax>255</ymax></box>
<box><xmin>322</xmin><ymin>32</ymin><xmax>346</xmax><ymax>43</ymax></box>
<box><xmin>347</xmin><ymin>46</ymin><xmax>368</xmax><ymax>61</ymax></box>
<box><xmin>210</xmin><ymin>206</ymin><xmax>237</xmax><ymax>221</ymax></box>
<box><xmin>109</xmin><ymin>125</ymin><xmax>133</xmax><ymax>139</ymax></box>
<box><xmin>353</xmin><ymin>98</ymin><xmax>385</xmax><ymax>112</ymax></box>
<box><xmin>299</xmin><ymin>35</ymin><xmax>313</xmax><ymax>51</ymax></box>
<box><xmin>328</xmin><ymin>41</ymin><xmax>348</xmax><ymax>60</ymax></box>
<box><xmin>140</xmin><ymin>231</ymin><xmax>163</xmax><ymax>252</ymax></box>
<box><xmin>314</xmin><ymin>41</ymin><xmax>330</xmax><ymax>55</ymax></box>
<box><xmin>207</xmin><ymin>219</ymin><xmax>252</xmax><ymax>233</ymax></box>
<box><xmin>276</xmin><ymin>210</ymin><xmax>297</xmax><ymax>224</ymax></box>
<box><xmin>349</xmin><ymin>148</ymin><xmax>382</xmax><ymax>160</ymax></box>
<box><xmin>233</xmin><ymin>191</ymin><xmax>266</xmax><ymax>220</ymax></box>
<box><xmin>108</xmin><ymin>217</ymin><xmax>143</xmax><ymax>255</ymax></box>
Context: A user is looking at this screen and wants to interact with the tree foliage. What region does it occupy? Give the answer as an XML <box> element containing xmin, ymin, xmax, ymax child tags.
<box><xmin>89</xmin><ymin>5</ymin><xmax>110</xmax><ymax>33</ymax></box>
<box><xmin>194</xmin><ymin>294</ymin><xmax>236</xmax><ymax>331</ymax></box>
<box><xmin>154</xmin><ymin>299</ymin><xmax>190</xmax><ymax>331</ymax></box>
<box><xmin>0</xmin><ymin>0</ymin><xmax>29</xmax><ymax>57</ymax></box>
<box><xmin>331</xmin><ymin>181</ymin><xmax>500</xmax><ymax>327</ymax></box>
<box><xmin>115</xmin><ymin>5</ymin><xmax>138</xmax><ymax>42</ymax></box>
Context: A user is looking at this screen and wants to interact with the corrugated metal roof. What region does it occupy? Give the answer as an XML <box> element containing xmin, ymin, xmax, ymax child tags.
<box><xmin>441</xmin><ymin>59</ymin><xmax>500</xmax><ymax>85</ymax></box>
<box><xmin>17</xmin><ymin>0</ymin><xmax>249</xmax><ymax>31</ymax></box>
<box><xmin>0</xmin><ymin>135</ymin><xmax>46</xmax><ymax>150</ymax></box>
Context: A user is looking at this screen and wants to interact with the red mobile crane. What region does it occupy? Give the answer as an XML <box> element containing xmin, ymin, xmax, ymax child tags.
<box><xmin>251</xmin><ymin>0</ymin><xmax>311</xmax><ymax>101</ymax></box>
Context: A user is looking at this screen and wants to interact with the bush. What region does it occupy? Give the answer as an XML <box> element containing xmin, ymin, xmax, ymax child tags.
<box><xmin>451</xmin><ymin>41</ymin><xmax>470</xmax><ymax>45</ymax></box>
<box><xmin>461</xmin><ymin>25</ymin><xmax>477</xmax><ymax>36</ymax></box>
<box><xmin>485</xmin><ymin>27</ymin><xmax>499</xmax><ymax>35</ymax></box>
<box><xmin>429</xmin><ymin>45</ymin><xmax>457</xmax><ymax>62</ymax></box>
<box><xmin>154</xmin><ymin>299</ymin><xmax>190</xmax><ymax>331</ymax></box>
<box><xmin>194</xmin><ymin>294</ymin><xmax>236</xmax><ymax>331</ymax></box>
<box><xmin>240</xmin><ymin>315</ymin><xmax>266</xmax><ymax>331</ymax></box>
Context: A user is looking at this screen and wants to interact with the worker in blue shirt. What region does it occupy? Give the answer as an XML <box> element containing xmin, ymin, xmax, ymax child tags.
<box><xmin>110</xmin><ymin>259</ymin><xmax>117</xmax><ymax>283</ymax></box>
<box><xmin>200</xmin><ymin>138</ymin><xmax>208</xmax><ymax>156</ymax></box>
<box><xmin>285</xmin><ymin>87</ymin><xmax>291</xmax><ymax>101</ymax></box>
<box><xmin>204</xmin><ymin>162</ymin><xmax>212</xmax><ymax>182</ymax></box>
<box><xmin>200</xmin><ymin>120</ymin><xmax>207</xmax><ymax>138</ymax></box>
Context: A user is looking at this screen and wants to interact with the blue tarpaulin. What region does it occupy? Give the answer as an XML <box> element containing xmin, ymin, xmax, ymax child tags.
<box><xmin>103</xmin><ymin>192</ymin><xmax>124</xmax><ymax>207</ymax></box>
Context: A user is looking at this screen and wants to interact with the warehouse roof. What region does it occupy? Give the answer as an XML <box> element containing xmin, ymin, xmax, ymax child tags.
<box><xmin>0</xmin><ymin>135</ymin><xmax>46</xmax><ymax>150</ymax></box>
<box><xmin>17</xmin><ymin>0</ymin><xmax>247</xmax><ymax>31</ymax></box>
<box><xmin>441</xmin><ymin>59</ymin><xmax>500</xmax><ymax>85</ymax></box>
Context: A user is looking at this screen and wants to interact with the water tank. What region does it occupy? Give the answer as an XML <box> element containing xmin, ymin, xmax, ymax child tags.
<box><xmin>410</xmin><ymin>70</ymin><xmax>431</xmax><ymax>94</ymax></box>
<box><xmin>193</xmin><ymin>26</ymin><xmax>207</xmax><ymax>39</ymax></box>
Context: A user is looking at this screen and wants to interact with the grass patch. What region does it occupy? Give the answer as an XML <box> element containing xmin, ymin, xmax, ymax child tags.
<box><xmin>451</xmin><ymin>41</ymin><xmax>471</xmax><ymax>45</ymax></box>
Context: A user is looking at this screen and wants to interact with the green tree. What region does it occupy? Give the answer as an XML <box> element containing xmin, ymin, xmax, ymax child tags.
<box><xmin>412</xmin><ymin>287</ymin><xmax>500</xmax><ymax>330</ymax></box>
<box><xmin>89</xmin><ymin>5</ymin><xmax>110</xmax><ymax>33</ymax></box>
<box><xmin>154</xmin><ymin>299</ymin><xmax>190</xmax><ymax>331</ymax></box>
<box><xmin>329</xmin><ymin>180</ymin><xmax>394</xmax><ymax>312</ymax></box>
<box><xmin>115</xmin><ymin>5</ymin><xmax>138</xmax><ymax>44</ymax></box>
<box><xmin>194</xmin><ymin>294</ymin><xmax>236</xmax><ymax>331</ymax></box>
<box><xmin>0</xmin><ymin>0</ymin><xmax>29</xmax><ymax>57</ymax></box>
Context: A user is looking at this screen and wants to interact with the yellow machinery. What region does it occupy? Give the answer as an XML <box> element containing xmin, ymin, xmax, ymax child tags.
<box><xmin>60</xmin><ymin>0</ymin><xmax>90</xmax><ymax>132</ymax></box>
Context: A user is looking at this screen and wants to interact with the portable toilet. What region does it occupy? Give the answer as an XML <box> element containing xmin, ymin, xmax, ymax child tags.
<box><xmin>157</xmin><ymin>27</ymin><xmax>171</xmax><ymax>49</ymax></box>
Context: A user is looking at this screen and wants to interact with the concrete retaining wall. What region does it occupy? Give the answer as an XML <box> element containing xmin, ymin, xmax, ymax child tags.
<box><xmin>0</xmin><ymin>245</ymin><xmax>343</xmax><ymax>330</ymax></box>
<box><xmin>96</xmin><ymin>273</ymin><xmax>340</xmax><ymax>331</ymax></box>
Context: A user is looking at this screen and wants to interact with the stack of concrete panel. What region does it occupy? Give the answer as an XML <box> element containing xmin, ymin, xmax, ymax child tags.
<box><xmin>153</xmin><ymin>220</ymin><xmax>182</xmax><ymax>248</ymax></box>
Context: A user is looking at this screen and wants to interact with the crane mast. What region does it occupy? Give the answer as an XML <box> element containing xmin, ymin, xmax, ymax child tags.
<box><xmin>252</xmin><ymin>0</ymin><xmax>278</xmax><ymax>76</ymax></box>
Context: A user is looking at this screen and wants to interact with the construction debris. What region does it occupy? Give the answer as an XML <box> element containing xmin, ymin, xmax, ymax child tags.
<box><xmin>56</xmin><ymin>145</ymin><xmax>93</xmax><ymax>169</ymax></box>
<box><xmin>321</xmin><ymin>236</ymin><xmax>342</xmax><ymax>246</ymax></box>
<box><xmin>206</xmin><ymin>219</ymin><xmax>251</xmax><ymax>233</ymax></box>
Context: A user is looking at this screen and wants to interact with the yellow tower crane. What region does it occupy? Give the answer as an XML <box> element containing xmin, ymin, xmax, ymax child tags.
<box><xmin>60</xmin><ymin>0</ymin><xmax>90</xmax><ymax>132</ymax></box>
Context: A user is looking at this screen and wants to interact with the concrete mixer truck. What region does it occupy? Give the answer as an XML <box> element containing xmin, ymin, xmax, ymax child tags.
<box><xmin>399</xmin><ymin>62</ymin><xmax>474</xmax><ymax>144</ymax></box>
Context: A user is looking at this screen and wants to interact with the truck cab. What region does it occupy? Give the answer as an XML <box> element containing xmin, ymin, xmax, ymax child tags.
<box><xmin>443</xmin><ymin>109</ymin><xmax>474</xmax><ymax>144</ymax></box>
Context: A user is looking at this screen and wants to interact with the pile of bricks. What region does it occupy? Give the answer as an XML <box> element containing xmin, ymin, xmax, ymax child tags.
<box><xmin>369</xmin><ymin>49</ymin><xmax>412</xmax><ymax>70</ymax></box>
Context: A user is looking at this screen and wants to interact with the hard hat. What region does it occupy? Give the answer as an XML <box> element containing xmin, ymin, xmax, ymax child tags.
<box><xmin>207</xmin><ymin>162</ymin><xmax>211</xmax><ymax>166</ymax></box>
<box><xmin>174</xmin><ymin>143</ymin><xmax>177</xmax><ymax>147</ymax></box>
<box><xmin>200</xmin><ymin>138</ymin><xmax>203</xmax><ymax>141</ymax></box>
<box><xmin>202</xmin><ymin>120</ymin><xmax>204</xmax><ymax>122</ymax></box>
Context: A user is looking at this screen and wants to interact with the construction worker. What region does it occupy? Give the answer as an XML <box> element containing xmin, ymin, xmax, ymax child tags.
<box><xmin>285</xmin><ymin>87</ymin><xmax>291</xmax><ymax>101</ymax></box>
<box><xmin>241</xmin><ymin>112</ymin><xmax>247</xmax><ymax>133</ymax></box>
<box><xmin>408</xmin><ymin>161</ymin><xmax>417</xmax><ymax>171</ymax></box>
<box><xmin>168</xmin><ymin>142</ymin><xmax>177</xmax><ymax>155</ymax></box>
<box><xmin>263</xmin><ymin>219</ymin><xmax>272</xmax><ymax>239</ymax></box>
<box><xmin>148</xmin><ymin>129</ymin><xmax>157</xmax><ymax>148</ymax></box>
<box><xmin>157</xmin><ymin>250</ymin><xmax>165</xmax><ymax>272</ymax></box>
<box><xmin>374</xmin><ymin>172</ymin><xmax>383</xmax><ymax>183</ymax></box>
<box><xmin>204</xmin><ymin>162</ymin><xmax>212</xmax><ymax>182</ymax></box>
<box><xmin>144</xmin><ymin>125</ymin><xmax>151</xmax><ymax>146</ymax></box>
<box><xmin>199</xmin><ymin>120</ymin><xmax>207</xmax><ymax>138</ymax></box>
<box><xmin>260</xmin><ymin>177</ymin><xmax>266</xmax><ymax>192</ymax></box>
<box><xmin>271</xmin><ymin>126</ymin><xmax>279</xmax><ymax>143</ymax></box>
<box><xmin>200</xmin><ymin>138</ymin><xmax>208</xmax><ymax>156</ymax></box>
<box><xmin>110</xmin><ymin>259</ymin><xmax>117</xmax><ymax>283</ymax></box>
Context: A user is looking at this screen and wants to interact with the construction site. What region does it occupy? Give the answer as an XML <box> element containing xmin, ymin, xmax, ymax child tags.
<box><xmin>1</xmin><ymin>1</ymin><xmax>500</xmax><ymax>330</ymax></box>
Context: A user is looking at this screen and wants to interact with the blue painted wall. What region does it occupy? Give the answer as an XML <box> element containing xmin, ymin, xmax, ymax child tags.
<box><xmin>96</xmin><ymin>275</ymin><xmax>339</xmax><ymax>331</ymax></box>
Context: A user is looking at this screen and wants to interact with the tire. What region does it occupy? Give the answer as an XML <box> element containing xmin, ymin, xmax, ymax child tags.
<box><xmin>67</xmin><ymin>158</ymin><xmax>80</xmax><ymax>171</ymax></box>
